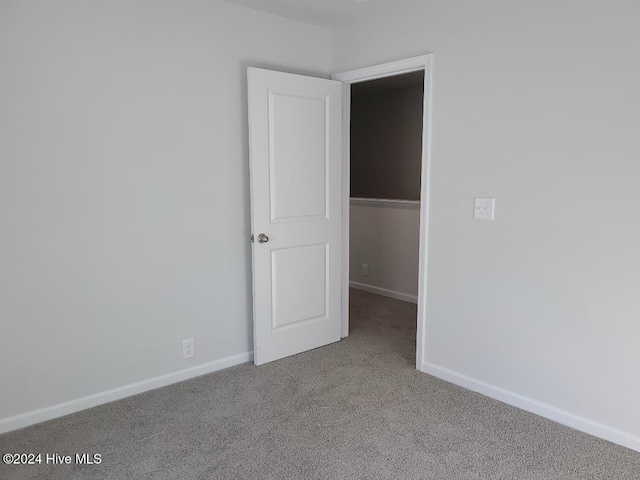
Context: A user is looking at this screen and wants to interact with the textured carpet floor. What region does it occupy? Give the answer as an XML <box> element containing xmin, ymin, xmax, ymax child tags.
<box><xmin>1</xmin><ymin>289</ymin><xmax>639</xmax><ymax>479</ymax></box>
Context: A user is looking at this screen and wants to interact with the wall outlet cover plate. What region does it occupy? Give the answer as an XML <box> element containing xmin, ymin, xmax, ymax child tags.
<box><xmin>474</xmin><ymin>197</ymin><xmax>495</xmax><ymax>220</ymax></box>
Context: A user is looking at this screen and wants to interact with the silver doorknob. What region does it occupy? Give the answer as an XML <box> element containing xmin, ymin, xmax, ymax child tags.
<box><xmin>257</xmin><ymin>233</ymin><xmax>269</xmax><ymax>244</ymax></box>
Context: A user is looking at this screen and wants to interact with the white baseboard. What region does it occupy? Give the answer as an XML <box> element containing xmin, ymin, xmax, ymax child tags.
<box><xmin>0</xmin><ymin>351</ymin><xmax>253</xmax><ymax>435</ymax></box>
<box><xmin>421</xmin><ymin>361</ymin><xmax>640</xmax><ymax>453</ymax></box>
<box><xmin>350</xmin><ymin>281</ymin><xmax>418</xmax><ymax>304</ymax></box>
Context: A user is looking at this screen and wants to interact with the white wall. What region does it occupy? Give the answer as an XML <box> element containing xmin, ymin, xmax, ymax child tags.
<box><xmin>335</xmin><ymin>0</ymin><xmax>640</xmax><ymax>448</ymax></box>
<box><xmin>350</xmin><ymin>202</ymin><xmax>420</xmax><ymax>302</ymax></box>
<box><xmin>0</xmin><ymin>0</ymin><xmax>331</xmax><ymax>428</ymax></box>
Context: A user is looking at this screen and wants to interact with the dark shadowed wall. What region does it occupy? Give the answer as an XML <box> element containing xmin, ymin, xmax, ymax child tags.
<box><xmin>350</xmin><ymin>73</ymin><xmax>424</xmax><ymax>200</ymax></box>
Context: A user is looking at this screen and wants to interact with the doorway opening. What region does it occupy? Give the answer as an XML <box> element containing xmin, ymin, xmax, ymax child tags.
<box><xmin>349</xmin><ymin>71</ymin><xmax>424</xmax><ymax>362</ymax></box>
<box><xmin>333</xmin><ymin>55</ymin><xmax>434</xmax><ymax>371</ymax></box>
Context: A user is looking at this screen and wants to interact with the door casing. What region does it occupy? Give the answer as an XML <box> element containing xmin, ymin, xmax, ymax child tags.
<box><xmin>332</xmin><ymin>54</ymin><xmax>434</xmax><ymax>371</ymax></box>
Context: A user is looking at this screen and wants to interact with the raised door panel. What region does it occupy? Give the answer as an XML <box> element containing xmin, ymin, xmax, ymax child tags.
<box><xmin>271</xmin><ymin>244</ymin><xmax>328</xmax><ymax>331</ymax></box>
<box><xmin>269</xmin><ymin>91</ymin><xmax>328</xmax><ymax>223</ymax></box>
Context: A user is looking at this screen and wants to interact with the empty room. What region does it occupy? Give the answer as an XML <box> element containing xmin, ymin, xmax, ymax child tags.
<box><xmin>1</xmin><ymin>1</ymin><xmax>639</xmax><ymax>479</ymax></box>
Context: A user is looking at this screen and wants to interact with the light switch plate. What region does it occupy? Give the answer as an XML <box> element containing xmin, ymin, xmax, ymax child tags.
<box><xmin>474</xmin><ymin>197</ymin><xmax>495</xmax><ymax>220</ymax></box>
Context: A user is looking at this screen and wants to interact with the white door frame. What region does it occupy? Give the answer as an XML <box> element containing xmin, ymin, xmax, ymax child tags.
<box><xmin>332</xmin><ymin>54</ymin><xmax>434</xmax><ymax>370</ymax></box>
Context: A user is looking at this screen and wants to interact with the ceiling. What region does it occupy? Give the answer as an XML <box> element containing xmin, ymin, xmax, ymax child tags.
<box><xmin>221</xmin><ymin>0</ymin><xmax>409</xmax><ymax>29</ymax></box>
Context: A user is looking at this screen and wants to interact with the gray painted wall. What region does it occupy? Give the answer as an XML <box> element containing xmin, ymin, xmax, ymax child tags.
<box><xmin>350</xmin><ymin>82</ymin><xmax>424</xmax><ymax>200</ymax></box>
<box><xmin>0</xmin><ymin>0</ymin><xmax>332</xmax><ymax>424</ymax></box>
<box><xmin>334</xmin><ymin>0</ymin><xmax>640</xmax><ymax>443</ymax></box>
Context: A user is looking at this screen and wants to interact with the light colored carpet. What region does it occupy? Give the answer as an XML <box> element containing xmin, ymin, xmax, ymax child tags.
<box><xmin>1</xmin><ymin>289</ymin><xmax>638</xmax><ymax>479</ymax></box>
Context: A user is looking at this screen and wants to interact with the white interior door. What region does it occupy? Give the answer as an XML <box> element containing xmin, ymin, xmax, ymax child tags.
<box><xmin>247</xmin><ymin>68</ymin><xmax>343</xmax><ymax>365</ymax></box>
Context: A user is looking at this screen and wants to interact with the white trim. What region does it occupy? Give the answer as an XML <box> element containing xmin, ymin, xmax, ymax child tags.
<box><xmin>0</xmin><ymin>351</ymin><xmax>253</xmax><ymax>435</ymax></box>
<box><xmin>333</xmin><ymin>55</ymin><xmax>432</xmax><ymax>84</ymax></box>
<box><xmin>415</xmin><ymin>55</ymin><xmax>434</xmax><ymax>369</ymax></box>
<box><xmin>333</xmin><ymin>54</ymin><xmax>435</xmax><ymax>369</ymax></box>
<box><xmin>350</xmin><ymin>197</ymin><xmax>420</xmax><ymax>209</ymax></box>
<box><xmin>421</xmin><ymin>361</ymin><xmax>640</xmax><ymax>453</ymax></box>
<box><xmin>350</xmin><ymin>281</ymin><xmax>418</xmax><ymax>304</ymax></box>
<box><xmin>340</xmin><ymin>83</ymin><xmax>351</xmax><ymax>339</ymax></box>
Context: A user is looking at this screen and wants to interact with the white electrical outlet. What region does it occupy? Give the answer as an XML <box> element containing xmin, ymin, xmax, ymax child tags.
<box><xmin>182</xmin><ymin>338</ymin><xmax>195</xmax><ymax>359</ymax></box>
<box><xmin>362</xmin><ymin>264</ymin><xmax>369</xmax><ymax>277</ymax></box>
<box><xmin>474</xmin><ymin>197</ymin><xmax>495</xmax><ymax>220</ymax></box>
